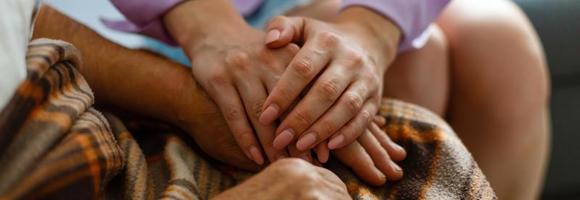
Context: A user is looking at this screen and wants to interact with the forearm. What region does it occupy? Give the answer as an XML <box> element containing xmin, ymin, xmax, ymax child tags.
<box><xmin>31</xmin><ymin>5</ymin><xmax>217</xmax><ymax>128</ymax></box>
<box><xmin>163</xmin><ymin>0</ymin><xmax>247</xmax><ymax>52</ymax></box>
<box><xmin>336</xmin><ymin>7</ymin><xmax>401</xmax><ymax>73</ymax></box>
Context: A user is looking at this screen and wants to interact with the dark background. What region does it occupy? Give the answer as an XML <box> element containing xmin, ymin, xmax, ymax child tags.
<box><xmin>515</xmin><ymin>0</ymin><xmax>580</xmax><ymax>198</ymax></box>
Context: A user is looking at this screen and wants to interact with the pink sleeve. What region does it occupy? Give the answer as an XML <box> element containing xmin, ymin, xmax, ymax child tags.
<box><xmin>104</xmin><ymin>0</ymin><xmax>185</xmax><ymax>45</ymax></box>
<box><xmin>342</xmin><ymin>0</ymin><xmax>450</xmax><ymax>52</ymax></box>
<box><xmin>104</xmin><ymin>0</ymin><xmax>263</xmax><ymax>46</ymax></box>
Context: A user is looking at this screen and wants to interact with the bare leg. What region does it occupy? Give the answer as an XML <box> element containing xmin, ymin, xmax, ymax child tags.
<box><xmin>436</xmin><ymin>0</ymin><xmax>550</xmax><ymax>199</ymax></box>
<box><xmin>383</xmin><ymin>26</ymin><xmax>449</xmax><ymax>116</ymax></box>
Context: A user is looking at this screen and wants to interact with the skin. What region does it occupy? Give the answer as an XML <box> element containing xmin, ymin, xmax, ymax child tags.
<box><xmin>213</xmin><ymin>158</ymin><xmax>350</xmax><ymax>200</ymax></box>
<box><xmin>162</xmin><ymin>0</ymin><xmax>406</xmax><ymax>184</ymax></box>
<box><xmin>262</xmin><ymin>8</ymin><xmax>401</xmax><ymax>156</ymax></box>
<box><xmin>32</xmin><ymin>5</ymin><xmax>405</xmax><ymax>186</ymax></box>
<box><xmin>437</xmin><ymin>1</ymin><xmax>549</xmax><ymax>199</ymax></box>
<box><xmin>163</xmin><ymin>0</ymin><xmax>404</xmax><ymax>173</ymax></box>
<box><xmin>163</xmin><ymin>0</ymin><xmax>296</xmax><ymax>164</ymax></box>
<box><xmin>289</xmin><ymin>0</ymin><xmax>550</xmax><ymax>199</ymax></box>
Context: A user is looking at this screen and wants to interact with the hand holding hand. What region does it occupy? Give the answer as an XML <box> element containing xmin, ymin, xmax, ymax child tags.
<box><xmin>259</xmin><ymin>8</ymin><xmax>402</xmax><ymax>155</ymax></box>
<box><xmin>164</xmin><ymin>0</ymin><xmax>300</xmax><ymax>165</ymax></box>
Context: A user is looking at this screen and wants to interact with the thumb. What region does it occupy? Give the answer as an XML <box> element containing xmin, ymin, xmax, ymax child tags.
<box><xmin>264</xmin><ymin>16</ymin><xmax>305</xmax><ymax>48</ymax></box>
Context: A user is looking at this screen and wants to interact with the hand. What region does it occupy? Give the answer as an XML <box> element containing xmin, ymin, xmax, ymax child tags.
<box><xmin>213</xmin><ymin>158</ymin><xmax>350</xmax><ymax>200</ymax></box>
<box><xmin>259</xmin><ymin>8</ymin><xmax>402</xmax><ymax>155</ymax></box>
<box><xmin>177</xmin><ymin>101</ymin><xmax>262</xmax><ymax>171</ymax></box>
<box><xmin>329</xmin><ymin>119</ymin><xmax>407</xmax><ymax>186</ymax></box>
<box><xmin>164</xmin><ymin>0</ymin><xmax>300</xmax><ymax>165</ymax></box>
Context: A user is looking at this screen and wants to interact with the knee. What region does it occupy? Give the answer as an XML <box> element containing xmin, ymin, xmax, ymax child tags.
<box><xmin>441</xmin><ymin>0</ymin><xmax>550</xmax><ymax>111</ymax></box>
<box><xmin>384</xmin><ymin>25</ymin><xmax>450</xmax><ymax>115</ymax></box>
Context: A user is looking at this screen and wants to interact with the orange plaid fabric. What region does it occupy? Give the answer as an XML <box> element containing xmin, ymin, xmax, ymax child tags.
<box><xmin>0</xmin><ymin>39</ymin><xmax>495</xmax><ymax>199</ymax></box>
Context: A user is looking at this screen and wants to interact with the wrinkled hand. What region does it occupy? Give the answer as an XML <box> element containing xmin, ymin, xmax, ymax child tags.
<box><xmin>185</xmin><ymin>26</ymin><xmax>299</xmax><ymax>165</ymax></box>
<box><xmin>164</xmin><ymin>0</ymin><xmax>301</xmax><ymax>166</ymax></box>
<box><xmin>213</xmin><ymin>158</ymin><xmax>350</xmax><ymax>200</ymax></box>
<box><xmin>259</xmin><ymin>12</ymin><xmax>400</xmax><ymax>156</ymax></box>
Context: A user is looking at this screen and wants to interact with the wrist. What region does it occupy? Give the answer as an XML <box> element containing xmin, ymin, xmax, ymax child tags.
<box><xmin>168</xmin><ymin>66</ymin><xmax>223</xmax><ymax>135</ymax></box>
<box><xmin>163</xmin><ymin>0</ymin><xmax>247</xmax><ymax>50</ymax></box>
<box><xmin>336</xmin><ymin>7</ymin><xmax>401</xmax><ymax>71</ymax></box>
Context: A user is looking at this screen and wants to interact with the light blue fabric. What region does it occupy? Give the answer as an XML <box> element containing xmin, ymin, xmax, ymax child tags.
<box><xmin>143</xmin><ymin>0</ymin><xmax>303</xmax><ymax>66</ymax></box>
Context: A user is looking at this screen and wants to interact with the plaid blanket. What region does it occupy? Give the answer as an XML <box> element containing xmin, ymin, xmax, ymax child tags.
<box><xmin>0</xmin><ymin>39</ymin><xmax>496</xmax><ymax>200</ymax></box>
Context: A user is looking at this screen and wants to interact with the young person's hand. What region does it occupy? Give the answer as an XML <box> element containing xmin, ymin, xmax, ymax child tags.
<box><xmin>164</xmin><ymin>0</ymin><xmax>300</xmax><ymax>165</ymax></box>
<box><xmin>259</xmin><ymin>8</ymin><xmax>402</xmax><ymax>156</ymax></box>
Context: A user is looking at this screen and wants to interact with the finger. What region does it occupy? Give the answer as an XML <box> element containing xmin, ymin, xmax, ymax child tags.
<box><xmin>274</xmin><ymin>68</ymin><xmax>352</xmax><ymax>150</ymax></box>
<box><xmin>328</xmin><ymin>98</ymin><xmax>379</xmax><ymax>150</ymax></box>
<box><xmin>264</xmin><ymin>16</ymin><xmax>305</xmax><ymax>48</ymax></box>
<box><xmin>333</xmin><ymin>141</ymin><xmax>386</xmax><ymax>186</ymax></box>
<box><xmin>263</xmin><ymin>44</ymin><xmax>301</xmax><ymax>93</ymax></box>
<box><xmin>237</xmin><ymin>79</ymin><xmax>289</xmax><ymax>163</ymax></box>
<box><xmin>373</xmin><ymin>115</ymin><xmax>386</xmax><ymax>127</ymax></box>
<box><xmin>287</xmin><ymin>144</ymin><xmax>312</xmax><ymax>163</ymax></box>
<box><xmin>207</xmin><ymin>83</ymin><xmax>264</xmax><ymax>165</ymax></box>
<box><xmin>370</xmin><ymin>122</ymin><xmax>407</xmax><ymax>162</ymax></box>
<box><xmin>316</xmin><ymin>142</ymin><xmax>330</xmax><ymax>163</ymax></box>
<box><xmin>359</xmin><ymin>130</ymin><xmax>403</xmax><ymax>181</ymax></box>
<box><xmin>259</xmin><ymin>37</ymin><xmax>334</xmax><ymax>126</ymax></box>
<box><xmin>294</xmin><ymin>80</ymin><xmax>370</xmax><ymax>151</ymax></box>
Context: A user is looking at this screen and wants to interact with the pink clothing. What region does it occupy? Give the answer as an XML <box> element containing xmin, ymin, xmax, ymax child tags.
<box><xmin>106</xmin><ymin>0</ymin><xmax>450</xmax><ymax>51</ymax></box>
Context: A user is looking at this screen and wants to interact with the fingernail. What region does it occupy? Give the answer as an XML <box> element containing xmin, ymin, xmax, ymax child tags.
<box><xmin>328</xmin><ymin>135</ymin><xmax>344</xmax><ymax>150</ymax></box>
<box><xmin>273</xmin><ymin>129</ymin><xmax>294</xmax><ymax>149</ymax></box>
<box><xmin>396</xmin><ymin>144</ymin><xmax>406</xmax><ymax>153</ymax></box>
<box><xmin>265</xmin><ymin>29</ymin><xmax>281</xmax><ymax>44</ymax></box>
<box><xmin>296</xmin><ymin>132</ymin><xmax>317</xmax><ymax>151</ymax></box>
<box><xmin>249</xmin><ymin>146</ymin><xmax>264</xmax><ymax>165</ymax></box>
<box><xmin>259</xmin><ymin>104</ymin><xmax>279</xmax><ymax>125</ymax></box>
<box><xmin>317</xmin><ymin>149</ymin><xmax>329</xmax><ymax>163</ymax></box>
<box><xmin>391</xmin><ymin>161</ymin><xmax>402</xmax><ymax>173</ymax></box>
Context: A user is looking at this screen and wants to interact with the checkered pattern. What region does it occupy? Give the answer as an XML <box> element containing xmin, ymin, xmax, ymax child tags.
<box><xmin>0</xmin><ymin>39</ymin><xmax>495</xmax><ymax>199</ymax></box>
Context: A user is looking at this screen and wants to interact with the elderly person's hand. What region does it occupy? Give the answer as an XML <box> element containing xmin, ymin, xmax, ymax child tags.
<box><xmin>259</xmin><ymin>7</ymin><xmax>401</xmax><ymax>158</ymax></box>
<box><xmin>213</xmin><ymin>158</ymin><xmax>351</xmax><ymax>200</ymax></box>
<box><xmin>163</xmin><ymin>0</ymin><xmax>301</xmax><ymax>165</ymax></box>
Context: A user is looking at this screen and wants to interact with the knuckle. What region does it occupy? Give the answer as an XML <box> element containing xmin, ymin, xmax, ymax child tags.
<box><xmin>207</xmin><ymin>72</ymin><xmax>229</xmax><ymax>88</ymax></box>
<box><xmin>223</xmin><ymin>106</ymin><xmax>244</xmax><ymax>121</ymax></box>
<box><xmin>292</xmin><ymin>110</ymin><xmax>313</xmax><ymax>129</ymax></box>
<box><xmin>298</xmin><ymin>171</ymin><xmax>319</xmax><ymax>182</ymax></box>
<box><xmin>317</xmin><ymin>79</ymin><xmax>341</xmax><ymax>101</ymax></box>
<box><xmin>360</xmin><ymin>109</ymin><xmax>372</xmax><ymax>124</ymax></box>
<box><xmin>345</xmin><ymin>51</ymin><xmax>364</xmax><ymax>69</ymax></box>
<box><xmin>317</xmin><ymin>121</ymin><xmax>337</xmax><ymax>136</ymax></box>
<box><xmin>225</xmin><ymin>51</ymin><xmax>251</xmax><ymax>70</ymax></box>
<box><xmin>317</xmin><ymin>32</ymin><xmax>339</xmax><ymax>48</ymax></box>
<box><xmin>268</xmin><ymin>16</ymin><xmax>287</xmax><ymax>27</ymax></box>
<box><xmin>292</xmin><ymin>58</ymin><xmax>315</xmax><ymax>79</ymax></box>
<box><xmin>272</xmin><ymin>87</ymin><xmax>293</xmax><ymax>103</ymax></box>
<box><xmin>276</xmin><ymin>158</ymin><xmax>310</xmax><ymax>171</ymax></box>
<box><xmin>251</xmin><ymin>100</ymin><xmax>265</xmax><ymax>119</ymax></box>
<box><xmin>344</xmin><ymin>93</ymin><xmax>364</xmax><ymax>115</ymax></box>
